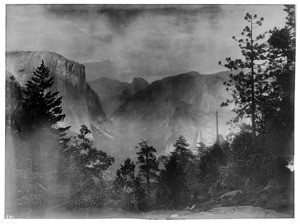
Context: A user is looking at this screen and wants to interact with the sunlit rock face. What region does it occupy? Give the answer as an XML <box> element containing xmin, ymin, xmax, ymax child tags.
<box><xmin>6</xmin><ymin>51</ymin><xmax>110</xmax><ymax>137</ymax></box>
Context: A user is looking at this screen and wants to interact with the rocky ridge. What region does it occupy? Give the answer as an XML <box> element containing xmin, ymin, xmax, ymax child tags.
<box><xmin>6</xmin><ymin>51</ymin><xmax>112</xmax><ymax>138</ymax></box>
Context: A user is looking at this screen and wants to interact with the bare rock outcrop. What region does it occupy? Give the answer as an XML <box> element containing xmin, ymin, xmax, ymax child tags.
<box><xmin>6</xmin><ymin>51</ymin><xmax>111</xmax><ymax>137</ymax></box>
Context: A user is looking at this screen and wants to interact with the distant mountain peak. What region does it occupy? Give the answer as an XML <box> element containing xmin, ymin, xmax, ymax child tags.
<box><xmin>89</xmin><ymin>76</ymin><xmax>149</xmax><ymax>117</ymax></box>
<box><xmin>132</xmin><ymin>77</ymin><xmax>147</xmax><ymax>82</ymax></box>
<box><xmin>131</xmin><ymin>77</ymin><xmax>149</xmax><ymax>85</ymax></box>
<box><xmin>129</xmin><ymin>77</ymin><xmax>149</xmax><ymax>95</ymax></box>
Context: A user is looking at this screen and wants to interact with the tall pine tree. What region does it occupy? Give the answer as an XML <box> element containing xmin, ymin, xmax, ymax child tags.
<box><xmin>17</xmin><ymin>61</ymin><xmax>70</xmax><ymax>172</ymax></box>
<box><xmin>136</xmin><ymin>140</ymin><xmax>159</xmax><ymax>209</ymax></box>
<box><xmin>114</xmin><ymin>158</ymin><xmax>136</xmax><ymax>211</ymax></box>
<box><xmin>21</xmin><ymin>61</ymin><xmax>68</xmax><ymax>134</ymax></box>
<box><xmin>66</xmin><ymin>125</ymin><xmax>115</xmax><ymax>208</ymax></box>
<box><xmin>157</xmin><ymin>136</ymin><xmax>193</xmax><ymax>208</ymax></box>
<box><xmin>114</xmin><ymin>158</ymin><xmax>136</xmax><ymax>191</ymax></box>
<box><xmin>219</xmin><ymin>13</ymin><xmax>267</xmax><ymax>141</ymax></box>
<box><xmin>260</xmin><ymin>5</ymin><xmax>295</xmax><ymax>156</ymax></box>
<box><xmin>13</xmin><ymin>61</ymin><xmax>71</xmax><ymax>211</ymax></box>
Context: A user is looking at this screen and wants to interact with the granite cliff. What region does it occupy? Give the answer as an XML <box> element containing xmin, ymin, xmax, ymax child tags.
<box><xmin>6</xmin><ymin>51</ymin><xmax>112</xmax><ymax>138</ymax></box>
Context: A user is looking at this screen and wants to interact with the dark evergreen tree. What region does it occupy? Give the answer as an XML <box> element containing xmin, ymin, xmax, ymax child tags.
<box><xmin>219</xmin><ymin>13</ymin><xmax>267</xmax><ymax>140</ymax></box>
<box><xmin>12</xmin><ymin>61</ymin><xmax>71</xmax><ymax>212</ymax></box>
<box><xmin>113</xmin><ymin>158</ymin><xmax>136</xmax><ymax>211</ymax></box>
<box><xmin>260</xmin><ymin>5</ymin><xmax>295</xmax><ymax>156</ymax></box>
<box><xmin>217</xmin><ymin>6</ymin><xmax>295</xmax><ymax>202</ymax></box>
<box><xmin>195</xmin><ymin>142</ymin><xmax>207</xmax><ymax>158</ymax></box>
<box><xmin>114</xmin><ymin>158</ymin><xmax>136</xmax><ymax>191</ymax></box>
<box><xmin>157</xmin><ymin>154</ymin><xmax>184</xmax><ymax>208</ymax></box>
<box><xmin>157</xmin><ymin>136</ymin><xmax>193</xmax><ymax>208</ymax></box>
<box><xmin>136</xmin><ymin>140</ymin><xmax>159</xmax><ymax>209</ymax></box>
<box><xmin>70</xmin><ymin>125</ymin><xmax>115</xmax><ymax>180</ymax></box>
<box><xmin>198</xmin><ymin>142</ymin><xmax>226</xmax><ymax>200</ymax></box>
<box><xmin>133</xmin><ymin>174</ymin><xmax>146</xmax><ymax>211</ymax></box>
<box><xmin>20</xmin><ymin>61</ymin><xmax>68</xmax><ymax>135</ymax></box>
<box><xmin>172</xmin><ymin>135</ymin><xmax>193</xmax><ymax>169</ymax></box>
<box><xmin>15</xmin><ymin>61</ymin><xmax>71</xmax><ymax>172</ymax></box>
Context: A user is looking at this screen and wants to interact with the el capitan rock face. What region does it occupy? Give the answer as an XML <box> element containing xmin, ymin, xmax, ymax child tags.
<box><xmin>6</xmin><ymin>51</ymin><xmax>111</xmax><ymax>137</ymax></box>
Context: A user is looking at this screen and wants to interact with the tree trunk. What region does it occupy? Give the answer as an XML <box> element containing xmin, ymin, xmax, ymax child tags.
<box><xmin>250</xmin><ymin>16</ymin><xmax>256</xmax><ymax>141</ymax></box>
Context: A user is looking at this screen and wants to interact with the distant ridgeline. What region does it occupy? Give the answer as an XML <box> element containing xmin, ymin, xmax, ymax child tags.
<box><xmin>88</xmin><ymin>68</ymin><xmax>239</xmax><ymax>155</ymax></box>
<box><xmin>6</xmin><ymin>51</ymin><xmax>237</xmax><ymax>163</ymax></box>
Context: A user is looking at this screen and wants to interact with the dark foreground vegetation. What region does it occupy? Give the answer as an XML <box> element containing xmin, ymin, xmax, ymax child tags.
<box><xmin>5</xmin><ymin>5</ymin><xmax>294</xmax><ymax>218</ymax></box>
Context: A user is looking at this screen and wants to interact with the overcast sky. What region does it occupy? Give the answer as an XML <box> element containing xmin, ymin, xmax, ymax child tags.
<box><xmin>6</xmin><ymin>4</ymin><xmax>287</xmax><ymax>82</ymax></box>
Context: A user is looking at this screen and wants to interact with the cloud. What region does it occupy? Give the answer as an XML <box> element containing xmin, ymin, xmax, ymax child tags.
<box><xmin>6</xmin><ymin>4</ymin><xmax>286</xmax><ymax>82</ymax></box>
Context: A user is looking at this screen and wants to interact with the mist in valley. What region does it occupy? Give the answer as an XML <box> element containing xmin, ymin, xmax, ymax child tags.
<box><xmin>5</xmin><ymin>4</ymin><xmax>295</xmax><ymax>219</ymax></box>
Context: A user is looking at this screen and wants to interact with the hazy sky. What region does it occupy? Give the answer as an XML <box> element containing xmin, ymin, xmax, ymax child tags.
<box><xmin>6</xmin><ymin>4</ymin><xmax>287</xmax><ymax>82</ymax></box>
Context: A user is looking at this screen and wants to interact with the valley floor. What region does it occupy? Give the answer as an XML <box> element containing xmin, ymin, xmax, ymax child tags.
<box><xmin>13</xmin><ymin>205</ymin><xmax>293</xmax><ymax>219</ymax></box>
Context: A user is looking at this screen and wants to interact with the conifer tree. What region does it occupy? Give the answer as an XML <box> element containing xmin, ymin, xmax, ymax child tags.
<box><xmin>114</xmin><ymin>158</ymin><xmax>136</xmax><ymax>191</ymax></box>
<box><xmin>70</xmin><ymin>125</ymin><xmax>115</xmax><ymax>180</ymax></box>
<box><xmin>67</xmin><ymin>125</ymin><xmax>115</xmax><ymax>207</ymax></box>
<box><xmin>16</xmin><ymin>61</ymin><xmax>70</xmax><ymax>172</ymax></box>
<box><xmin>261</xmin><ymin>5</ymin><xmax>295</xmax><ymax>155</ymax></box>
<box><xmin>172</xmin><ymin>135</ymin><xmax>193</xmax><ymax>168</ymax></box>
<box><xmin>13</xmin><ymin>61</ymin><xmax>71</xmax><ymax>210</ymax></box>
<box><xmin>219</xmin><ymin>13</ymin><xmax>267</xmax><ymax>140</ymax></box>
<box><xmin>157</xmin><ymin>136</ymin><xmax>193</xmax><ymax>208</ymax></box>
<box><xmin>113</xmin><ymin>158</ymin><xmax>136</xmax><ymax>210</ymax></box>
<box><xmin>133</xmin><ymin>174</ymin><xmax>146</xmax><ymax>211</ymax></box>
<box><xmin>136</xmin><ymin>140</ymin><xmax>159</xmax><ymax>209</ymax></box>
<box><xmin>157</xmin><ymin>155</ymin><xmax>182</xmax><ymax>208</ymax></box>
<box><xmin>195</xmin><ymin>142</ymin><xmax>207</xmax><ymax>158</ymax></box>
<box><xmin>21</xmin><ymin>61</ymin><xmax>68</xmax><ymax>135</ymax></box>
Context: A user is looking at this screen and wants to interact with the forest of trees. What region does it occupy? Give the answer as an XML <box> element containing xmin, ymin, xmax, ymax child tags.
<box><xmin>6</xmin><ymin>5</ymin><xmax>294</xmax><ymax>217</ymax></box>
